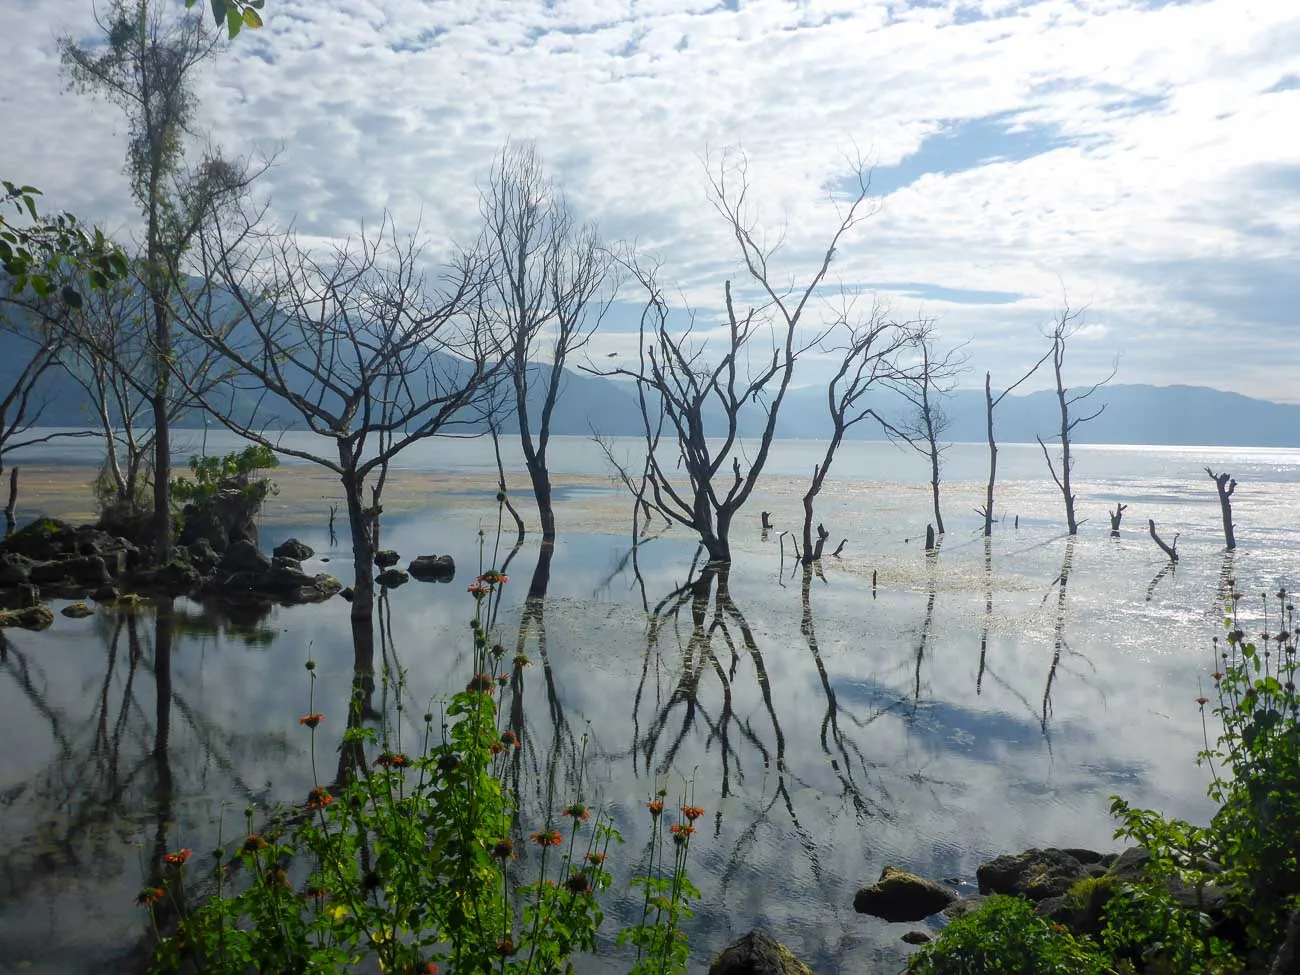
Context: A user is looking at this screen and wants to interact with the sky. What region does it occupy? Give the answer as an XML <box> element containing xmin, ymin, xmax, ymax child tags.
<box><xmin>3</xmin><ymin>0</ymin><xmax>1299</xmax><ymax>402</ymax></box>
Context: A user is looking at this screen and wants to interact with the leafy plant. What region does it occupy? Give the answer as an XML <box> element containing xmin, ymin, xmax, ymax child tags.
<box><xmin>170</xmin><ymin>444</ymin><xmax>279</xmax><ymax>507</ymax></box>
<box><xmin>906</xmin><ymin>895</ymin><xmax>1111</xmax><ymax>975</ymax></box>
<box><xmin>1100</xmin><ymin>881</ymin><xmax>1241</xmax><ymax>975</ymax></box>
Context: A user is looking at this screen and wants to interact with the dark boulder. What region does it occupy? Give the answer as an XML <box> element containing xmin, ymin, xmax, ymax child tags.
<box><xmin>61</xmin><ymin>602</ymin><xmax>95</xmax><ymax>619</ymax></box>
<box><xmin>2</xmin><ymin>518</ymin><xmax>77</xmax><ymax>560</ymax></box>
<box><xmin>0</xmin><ymin>583</ymin><xmax>41</xmax><ymax>611</ymax></box>
<box><xmin>0</xmin><ymin>552</ymin><xmax>33</xmax><ymax>586</ymax></box>
<box><xmin>0</xmin><ymin>604</ymin><xmax>54</xmax><ymax>630</ymax></box>
<box><xmin>901</xmin><ymin>931</ymin><xmax>933</xmax><ymax>945</ymax></box>
<box><xmin>409</xmin><ymin>554</ymin><xmax>455</xmax><ymax>581</ymax></box>
<box><xmin>943</xmin><ymin>894</ymin><xmax>990</xmax><ymax>919</ymax></box>
<box><xmin>374</xmin><ymin>549</ymin><xmax>400</xmax><ymax>568</ymax></box>
<box><xmin>218</xmin><ymin>540</ymin><xmax>271</xmax><ymax>576</ymax></box>
<box><xmin>134</xmin><ymin>560</ymin><xmax>203</xmax><ymax>591</ymax></box>
<box><xmin>30</xmin><ymin>555</ymin><xmax>111</xmax><ymax>588</ymax></box>
<box><xmin>187</xmin><ymin>538</ymin><xmax>221</xmax><ymax>573</ymax></box>
<box><xmin>376</xmin><ymin>568</ymin><xmax>409</xmax><ymax>588</ymax></box>
<box><xmin>340</xmin><ymin>586</ymin><xmax>355</xmax><ymax>602</ymax></box>
<box><xmin>976</xmin><ymin>848</ymin><xmax>1089</xmax><ymax>901</ymax></box>
<box><xmin>708</xmin><ymin>930</ymin><xmax>813</xmax><ymax>975</ymax></box>
<box><xmin>854</xmin><ymin>866</ymin><xmax>958</xmax><ymax>922</ymax></box>
<box><xmin>273</xmin><ymin>538</ymin><xmax>314</xmax><ymax>561</ymax></box>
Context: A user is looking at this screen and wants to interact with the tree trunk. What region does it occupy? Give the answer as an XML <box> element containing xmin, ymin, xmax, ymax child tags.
<box><xmin>341</xmin><ymin>459</ymin><xmax>375</xmax><ymax>622</ymax></box>
<box><xmin>525</xmin><ymin>456</ymin><xmax>556</xmax><ymax>542</ymax></box>
<box><xmin>4</xmin><ymin>467</ymin><xmax>17</xmax><ymax>535</ymax></box>
<box><xmin>1053</xmin><ymin>351</ymin><xmax>1078</xmax><ymax>535</ymax></box>
<box><xmin>928</xmin><ymin>445</ymin><xmax>943</xmax><ymax>534</ymax></box>
<box><xmin>1207</xmin><ymin>468</ymin><xmax>1237</xmax><ymax>550</ymax></box>
<box><xmin>983</xmin><ymin>371</ymin><xmax>996</xmax><ymax>537</ymax></box>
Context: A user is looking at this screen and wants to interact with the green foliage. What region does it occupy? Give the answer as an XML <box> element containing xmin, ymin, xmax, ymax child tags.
<box><xmin>1066</xmin><ymin>873</ymin><xmax>1116</xmax><ymax>914</ymax></box>
<box><xmin>170</xmin><ymin>445</ymin><xmax>279</xmax><ymax>506</ymax></box>
<box><xmin>1100</xmin><ymin>882</ymin><xmax>1242</xmax><ymax>975</ymax></box>
<box><xmin>1</xmin><ymin>180</ymin><xmax>128</xmax><ymax>306</ymax></box>
<box><xmin>185</xmin><ymin>0</ymin><xmax>264</xmax><ymax>38</ymax></box>
<box><xmin>141</xmin><ymin>543</ymin><xmax>703</xmax><ymax>975</ymax></box>
<box><xmin>906</xmin><ymin>895</ymin><xmax>1111</xmax><ymax>975</ymax></box>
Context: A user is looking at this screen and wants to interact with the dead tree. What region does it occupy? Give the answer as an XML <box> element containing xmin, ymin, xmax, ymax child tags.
<box><xmin>799</xmin><ymin>298</ymin><xmax>922</xmax><ymax>564</ymax></box>
<box><xmin>1205</xmin><ymin>468</ymin><xmax>1237</xmax><ymax>550</ymax></box>
<box><xmin>1109</xmin><ymin>503</ymin><xmax>1127</xmax><ymax>537</ymax></box>
<box><xmin>888</xmin><ymin>328</ymin><xmax>964</xmax><ymax>535</ymax></box>
<box><xmin>480</xmin><ymin>142</ymin><xmax>615</xmax><ymax>543</ymax></box>
<box><xmin>1148</xmin><ymin>519</ymin><xmax>1179</xmax><ymax>563</ymax></box>
<box><xmin>1036</xmin><ymin>304</ymin><xmax>1116</xmax><ymax>535</ymax></box>
<box><xmin>183</xmin><ymin>212</ymin><xmax>496</xmax><ymax>622</ymax></box>
<box><xmin>596</xmin><ymin>150</ymin><xmax>879</xmax><ymax>563</ymax></box>
<box><xmin>976</xmin><ymin>350</ymin><xmax>1052</xmax><ymax>536</ymax></box>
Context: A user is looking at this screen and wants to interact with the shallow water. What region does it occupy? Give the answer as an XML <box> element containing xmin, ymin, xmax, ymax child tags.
<box><xmin>0</xmin><ymin>438</ymin><xmax>1296</xmax><ymax>973</ymax></box>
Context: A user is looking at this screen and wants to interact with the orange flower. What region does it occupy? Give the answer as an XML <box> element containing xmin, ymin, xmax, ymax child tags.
<box><xmin>495</xmin><ymin>939</ymin><xmax>516</xmax><ymax>957</ymax></box>
<box><xmin>563</xmin><ymin>802</ymin><xmax>590</xmax><ymax>821</ymax></box>
<box><xmin>647</xmin><ymin>800</ymin><xmax>664</xmax><ymax>818</ymax></box>
<box><xmin>304</xmin><ymin>887</ymin><xmax>329</xmax><ymax>902</ymax></box>
<box><xmin>585</xmin><ymin>852</ymin><xmax>607</xmax><ymax>866</ymax></box>
<box><xmin>492</xmin><ymin>838</ymin><xmax>514</xmax><ymax>861</ymax></box>
<box><xmin>468</xmin><ymin>582</ymin><xmax>492</xmax><ymax>599</ymax></box>
<box><xmin>299</xmin><ymin>713</ymin><xmax>324</xmax><ymax>729</ymax></box>
<box><xmin>164</xmin><ymin>848</ymin><xmax>192</xmax><ymax>866</ymax></box>
<box><xmin>564</xmin><ymin>871</ymin><xmax>591</xmax><ymax>894</ymax></box>
<box><xmin>1196</xmin><ymin>696</ymin><xmax>1209</xmax><ymax>707</ymax></box>
<box><xmin>306</xmin><ymin>787</ymin><xmax>334</xmax><ymax>810</ymax></box>
<box><xmin>479</xmin><ymin>570</ymin><xmax>508</xmax><ymax>586</ymax></box>
<box><xmin>500</xmin><ymin>730</ymin><xmax>520</xmax><ymax>749</ymax></box>
<box><xmin>670</xmin><ymin>823</ymin><xmax>695</xmax><ymax>844</ymax></box>
<box><xmin>466</xmin><ymin>673</ymin><xmax>494</xmax><ymax>694</ymax></box>
<box><xmin>680</xmin><ymin>805</ymin><xmax>704</xmax><ymax>821</ymax></box>
<box><xmin>530</xmin><ymin>829</ymin><xmax>563</xmax><ymax>847</ymax></box>
<box><xmin>241</xmin><ymin>834</ymin><xmax>268</xmax><ymax>855</ymax></box>
<box><xmin>1212</xmin><ymin>671</ymin><xmax>1225</xmax><ymax>682</ymax></box>
<box><xmin>136</xmin><ymin>886</ymin><xmax>165</xmax><ymax>906</ymax></box>
<box><xmin>375</xmin><ymin>752</ymin><xmax>409</xmax><ymax>769</ymax></box>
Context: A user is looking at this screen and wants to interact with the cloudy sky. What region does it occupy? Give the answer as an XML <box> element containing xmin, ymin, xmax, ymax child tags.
<box><xmin>4</xmin><ymin>0</ymin><xmax>1299</xmax><ymax>401</ymax></box>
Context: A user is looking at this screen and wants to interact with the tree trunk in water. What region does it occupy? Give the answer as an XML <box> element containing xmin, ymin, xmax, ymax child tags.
<box><xmin>4</xmin><ymin>467</ymin><xmax>17</xmax><ymax>535</ymax></box>
<box><xmin>929</xmin><ymin>446</ymin><xmax>943</xmax><ymax>535</ymax></box>
<box><xmin>983</xmin><ymin>372</ymin><xmax>996</xmax><ymax>537</ymax></box>
<box><xmin>526</xmin><ymin>457</ymin><xmax>556</xmax><ymax>543</ymax></box>
<box><xmin>343</xmin><ymin>473</ymin><xmax>376</xmax><ymax>622</ymax></box>
<box><xmin>1207</xmin><ymin>469</ymin><xmax>1237</xmax><ymax>550</ymax></box>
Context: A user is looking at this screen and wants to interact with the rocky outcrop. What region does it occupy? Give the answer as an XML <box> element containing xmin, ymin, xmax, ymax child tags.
<box><xmin>976</xmin><ymin>848</ymin><xmax>1093</xmax><ymax>901</ymax></box>
<box><xmin>409</xmin><ymin>554</ymin><xmax>455</xmax><ymax>582</ymax></box>
<box><xmin>273</xmin><ymin>538</ymin><xmax>314</xmax><ymax>561</ymax></box>
<box><xmin>708</xmin><ymin>930</ymin><xmax>813</xmax><ymax>975</ymax></box>
<box><xmin>0</xmin><ymin>604</ymin><xmax>54</xmax><ymax>630</ymax></box>
<box><xmin>61</xmin><ymin>602</ymin><xmax>95</xmax><ymax>619</ymax></box>
<box><xmin>177</xmin><ymin>480</ymin><xmax>260</xmax><ymax>552</ymax></box>
<box><xmin>376</xmin><ymin>568</ymin><xmax>409</xmax><ymax>588</ymax></box>
<box><xmin>854</xmin><ymin>866</ymin><xmax>958</xmax><ymax>922</ymax></box>
<box><xmin>374</xmin><ymin>549</ymin><xmax>400</xmax><ymax>568</ymax></box>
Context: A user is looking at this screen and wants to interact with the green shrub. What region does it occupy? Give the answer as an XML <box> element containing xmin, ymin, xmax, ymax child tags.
<box><xmin>170</xmin><ymin>444</ymin><xmax>279</xmax><ymax>507</ymax></box>
<box><xmin>1100</xmin><ymin>881</ymin><xmax>1242</xmax><ymax>975</ymax></box>
<box><xmin>906</xmin><ymin>895</ymin><xmax>1111</xmax><ymax>975</ymax></box>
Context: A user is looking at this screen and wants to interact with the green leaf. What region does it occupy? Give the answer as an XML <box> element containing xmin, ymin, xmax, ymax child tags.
<box><xmin>242</xmin><ymin>6</ymin><xmax>263</xmax><ymax>28</ymax></box>
<box><xmin>209</xmin><ymin>0</ymin><xmax>227</xmax><ymax>26</ymax></box>
<box><xmin>226</xmin><ymin>4</ymin><xmax>242</xmax><ymax>37</ymax></box>
<box><xmin>61</xmin><ymin>285</ymin><xmax>84</xmax><ymax>309</ymax></box>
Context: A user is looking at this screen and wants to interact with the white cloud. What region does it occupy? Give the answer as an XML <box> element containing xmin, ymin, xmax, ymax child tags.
<box><xmin>2</xmin><ymin>0</ymin><xmax>1298</xmax><ymax>400</ymax></box>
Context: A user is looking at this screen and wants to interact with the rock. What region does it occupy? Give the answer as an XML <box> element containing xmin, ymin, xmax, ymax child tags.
<box><xmin>187</xmin><ymin>538</ymin><xmax>221</xmax><ymax>572</ymax></box>
<box><xmin>218</xmin><ymin>539</ymin><xmax>271</xmax><ymax>576</ymax></box>
<box><xmin>708</xmin><ymin>930</ymin><xmax>813</xmax><ymax>975</ymax></box>
<box><xmin>901</xmin><ymin>931</ymin><xmax>932</xmax><ymax>945</ymax></box>
<box><xmin>374</xmin><ymin>549</ymin><xmax>400</xmax><ymax>568</ymax></box>
<box><xmin>0</xmin><ymin>551</ymin><xmax>33</xmax><ymax>585</ymax></box>
<box><xmin>1105</xmin><ymin>846</ymin><xmax>1231</xmax><ymax>918</ymax></box>
<box><xmin>1061</xmin><ymin>848</ymin><xmax>1107</xmax><ymax>865</ymax></box>
<box><xmin>178</xmin><ymin>480</ymin><xmax>262</xmax><ymax>552</ymax></box>
<box><xmin>0</xmin><ymin>604</ymin><xmax>54</xmax><ymax>630</ymax></box>
<box><xmin>408</xmin><ymin>554</ymin><xmax>455</xmax><ymax>581</ymax></box>
<box><xmin>30</xmin><ymin>555</ymin><xmax>111</xmax><ymax>587</ymax></box>
<box><xmin>0</xmin><ymin>583</ymin><xmax>41</xmax><ymax>610</ymax></box>
<box><xmin>977</xmin><ymin>848</ymin><xmax>1089</xmax><ymax>901</ymax></box>
<box><xmin>61</xmin><ymin>602</ymin><xmax>95</xmax><ymax>619</ymax></box>
<box><xmin>92</xmin><ymin>585</ymin><xmax>122</xmax><ymax>603</ymax></box>
<box><xmin>376</xmin><ymin>568</ymin><xmax>409</xmax><ymax>588</ymax></box>
<box><xmin>2</xmin><ymin>518</ymin><xmax>77</xmax><ymax>560</ymax></box>
<box><xmin>943</xmin><ymin>894</ymin><xmax>990</xmax><ymax>919</ymax></box>
<box><xmin>134</xmin><ymin>560</ymin><xmax>203</xmax><ymax>591</ymax></box>
<box><xmin>340</xmin><ymin>586</ymin><xmax>355</xmax><ymax>602</ymax></box>
<box><xmin>853</xmin><ymin>866</ymin><xmax>958</xmax><ymax>922</ymax></box>
<box><xmin>273</xmin><ymin>538</ymin><xmax>314</xmax><ymax>561</ymax></box>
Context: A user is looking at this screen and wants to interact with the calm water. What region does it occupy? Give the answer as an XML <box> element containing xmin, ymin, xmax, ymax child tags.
<box><xmin>1</xmin><ymin>437</ymin><xmax>1298</xmax><ymax>974</ymax></box>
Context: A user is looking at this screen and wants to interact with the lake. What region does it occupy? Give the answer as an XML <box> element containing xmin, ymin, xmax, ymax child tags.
<box><xmin>1</xmin><ymin>435</ymin><xmax>1297</xmax><ymax>974</ymax></box>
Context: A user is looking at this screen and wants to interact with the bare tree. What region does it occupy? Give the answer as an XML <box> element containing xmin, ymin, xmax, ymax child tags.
<box><xmin>1036</xmin><ymin>304</ymin><xmax>1116</xmax><ymax>535</ymax></box>
<box><xmin>0</xmin><ymin>289</ymin><xmax>89</xmax><ymax>531</ymax></box>
<box><xmin>479</xmin><ymin>143</ymin><xmax>615</xmax><ymax>543</ymax></box>
<box><xmin>61</xmin><ymin>0</ymin><xmax>252</xmax><ymax>561</ymax></box>
<box><xmin>1206</xmin><ymin>468</ymin><xmax>1237</xmax><ymax>550</ymax></box>
<box><xmin>976</xmin><ymin>350</ymin><xmax>1053</xmax><ymax>537</ymax></box>
<box><xmin>888</xmin><ymin>328</ymin><xmax>965</xmax><ymax>535</ymax></box>
<box><xmin>598</xmin><ymin>150</ymin><xmax>878</xmax><ymax>563</ymax></box>
<box><xmin>798</xmin><ymin>298</ymin><xmax>923</xmax><ymax>564</ymax></box>
<box><xmin>182</xmin><ymin>212</ymin><xmax>496</xmax><ymax>621</ymax></box>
